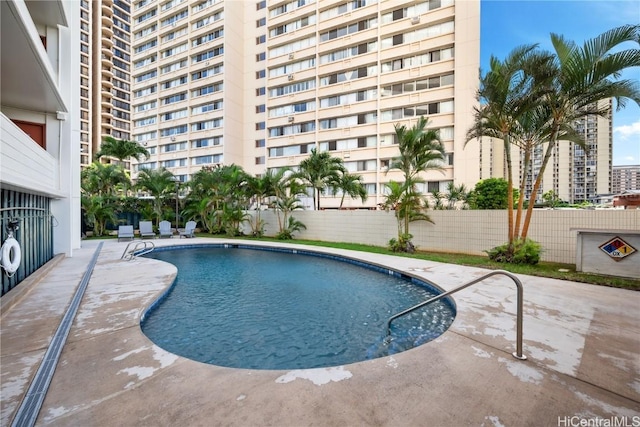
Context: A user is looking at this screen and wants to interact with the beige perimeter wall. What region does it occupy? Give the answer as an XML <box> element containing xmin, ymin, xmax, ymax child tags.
<box><xmin>247</xmin><ymin>209</ymin><xmax>640</xmax><ymax>265</ymax></box>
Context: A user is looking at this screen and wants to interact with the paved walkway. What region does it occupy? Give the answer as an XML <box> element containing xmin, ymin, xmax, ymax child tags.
<box><xmin>1</xmin><ymin>238</ymin><xmax>639</xmax><ymax>426</ymax></box>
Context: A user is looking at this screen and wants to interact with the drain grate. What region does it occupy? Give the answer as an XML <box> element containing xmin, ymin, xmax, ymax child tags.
<box><xmin>11</xmin><ymin>242</ymin><xmax>103</xmax><ymax>427</ymax></box>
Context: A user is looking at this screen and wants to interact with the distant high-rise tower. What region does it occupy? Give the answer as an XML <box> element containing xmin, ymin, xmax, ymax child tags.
<box><xmin>89</xmin><ymin>0</ymin><xmax>133</xmax><ymax>167</ymax></box>
<box><xmin>612</xmin><ymin>165</ymin><xmax>640</xmax><ymax>194</ymax></box>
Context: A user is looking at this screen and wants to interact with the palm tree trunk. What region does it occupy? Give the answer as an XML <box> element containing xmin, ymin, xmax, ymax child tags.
<box><xmin>504</xmin><ymin>136</ymin><xmax>514</xmax><ymax>248</ymax></box>
<box><xmin>513</xmin><ymin>148</ymin><xmax>531</xmax><ymax>240</ymax></box>
<box><xmin>521</xmin><ymin>130</ymin><xmax>558</xmax><ymax>240</ymax></box>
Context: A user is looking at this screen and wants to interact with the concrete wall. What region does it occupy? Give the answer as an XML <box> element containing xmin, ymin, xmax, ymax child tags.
<box><xmin>576</xmin><ymin>230</ymin><xmax>640</xmax><ymax>278</ymax></box>
<box><xmin>247</xmin><ymin>209</ymin><xmax>640</xmax><ymax>265</ymax></box>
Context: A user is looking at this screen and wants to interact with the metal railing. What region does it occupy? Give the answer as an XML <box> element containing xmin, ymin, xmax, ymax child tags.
<box><xmin>385</xmin><ymin>270</ymin><xmax>527</xmax><ymax>360</ymax></box>
<box><xmin>121</xmin><ymin>241</ymin><xmax>155</xmax><ymax>260</ymax></box>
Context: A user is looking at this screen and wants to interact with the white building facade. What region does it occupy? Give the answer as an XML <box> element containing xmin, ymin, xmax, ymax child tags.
<box><xmin>0</xmin><ymin>0</ymin><xmax>81</xmax><ymax>294</ymax></box>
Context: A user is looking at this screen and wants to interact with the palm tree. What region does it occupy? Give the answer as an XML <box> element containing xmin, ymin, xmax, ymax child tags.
<box><xmin>444</xmin><ymin>182</ymin><xmax>469</xmax><ymax>210</ymax></box>
<box><xmin>81</xmin><ymin>162</ymin><xmax>130</xmax><ymax>197</ymax></box>
<box><xmin>80</xmin><ymin>162</ymin><xmax>132</xmax><ymax>236</ymax></box>
<box><xmin>246</xmin><ymin>170</ymin><xmax>282</xmax><ymax>236</ymax></box>
<box><xmin>215</xmin><ymin>165</ymin><xmax>251</xmax><ymax>236</ymax></box>
<box><xmin>466</xmin><ymin>44</ymin><xmax>541</xmax><ymax>247</ymax></box>
<box><xmin>389</xmin><ymin>116</ymin><xmax>445</xmax><ymax>183</ymax></box>
<box><xmin>381</xmin><ymin>180</ymin><xmax>432</xmax><ymax>252</ymax></box>
<box><xmin>331</xmin><ymin>171</ymin><xmax>368</xmax><ymax>208</ymax></box>
<box><xmin>296</xmin><ymin>148</ymin><xmax>345</xmax><ymax>210</ymax></box>
<box><xmin>81</xmin><ymin>195</ymin><xmax>119</xmax><ymax>237</ymax></box>
<box><xmin>184</xmin><ymin>166</ymin><xmax>224</xmax><ymax>233</ymax></box>
<box><xmin>467</xmin><ymin>25</ymin><xmax>639</xmax><ymax>263</ymax></box>
<box><xmin>95</xmin><ymin>136</ymin><xmax>150</xmax><ymax>165</ymax></box>
<box><xmin>385</xmin><ymin>116</ymin><xmax>444</xmax><ymax>248</ymax></box>
<box><xmin>135</xmin><ymin>167</ymin><xmax>176</xmax><ymax>227</ymax></box>
<box><xmin>519</xmin><ymin>25</ymin><xmax>640</xmax><ymax>239</ymax></box>
<box><xmin>271</xmin><ymin>171</ymin><xmax>306</xmax><ymax>236</ymax></box>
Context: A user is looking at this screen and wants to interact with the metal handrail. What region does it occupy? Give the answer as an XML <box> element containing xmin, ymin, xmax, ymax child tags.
<box><xmin>385</xmin><ymin>270</ymin><xmax>527</xmax><ymax>360</ymax></box>
<box><xmin>120</xmin><ymin>241</ymin><xmax>155</xmax><ymax>260</ymax></box>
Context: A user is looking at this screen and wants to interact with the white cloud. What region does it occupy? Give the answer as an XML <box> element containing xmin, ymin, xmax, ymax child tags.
<box><xmin>613</xmin><ymin>120</ymin><xmax>640</xmax><ymax>139</ymax></box>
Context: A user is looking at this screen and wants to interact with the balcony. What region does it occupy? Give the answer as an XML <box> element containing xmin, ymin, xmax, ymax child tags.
<box><xmin>103</xmin><ymin>13</ymin><xmax>115</xmax><ymax>26</ymax></box>
<box><xmin>101</xmin><ymin>66</ymin><xmax>114</xmax><ymax>77</ymax></box>
<box><xmin>102</xmin><ymin>24</ymin><xmax>113</xmax><ymax>37</ymax></box>
<box><xmin>102</xmin><ymin>3</ymin><xmax>113</xmax><ymax>16</ymax></box>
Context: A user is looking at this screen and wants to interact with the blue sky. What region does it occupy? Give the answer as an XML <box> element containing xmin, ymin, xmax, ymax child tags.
<box><xmin>481</xmin><ymin>0</ymin><xmax>640</xmax><ymax>166</ymax></box>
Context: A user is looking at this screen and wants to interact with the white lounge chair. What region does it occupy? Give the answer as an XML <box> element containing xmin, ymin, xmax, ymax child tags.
<box><xmin>139</xmin><ymin>221</ymin><xmax>156</xmax><ymax>239</ymax></box>
<box><xmin>159</xmin><ymin>220</ymin><xmax>173</xmax><ymax>238</ymax></box>
<box><xmin>117</xmin><ymin>225</ymin><xmax>134</xmax><ymax>242</ymax></box>
<box><xmin>179</xmin><ymin>221</ymin><xmax>197</xmax><ymax>238</ymax></box>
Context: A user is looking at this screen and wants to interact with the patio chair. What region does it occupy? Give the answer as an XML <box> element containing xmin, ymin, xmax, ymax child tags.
<box><xmin>117</xmin><ymin>225</ymin><xmax>134</xmax><ymax>242</ymax></box>
<box><xmin>179</xmin><ymin>221</ymin><xmax>197</xmax><ymax>238</ymax></box>
<box><xmin>139</xmin><ymin>221</ymin><xmax>156</xmax><ymax>239</ymax></box>
<box><xmin>159</xmin><ymin>220</ymin><xmax>173</xmax><ymax>238</ymax></box>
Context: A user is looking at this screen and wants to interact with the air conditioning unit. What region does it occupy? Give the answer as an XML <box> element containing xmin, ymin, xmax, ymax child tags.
<box><xmin>171</xmin><ymin>136</ymin><xmax>176</xmax><ymax>141</ymax></box>
<box><xmin>287</xmin><ymin>116</ymin><xmax>295</xmax><ymax>122</ymax></box>
<box><xmin>287</xmin><ymin>74</ymin><xmax>294</xmax><ymax>81</ymax></box>
<box><xmin>288</xmin><ymin>52</ymin><xmax>294</xmax><ymax>59</ymax></box>
<box><xmin>410</xmin><ymin>16</ymin><xmax>420</xmax><ymax>25</ymax></box>
<box><xmin>142</xmin><ymin>142</ymin><xmax>148</xmax><ymax>146</ymax></box>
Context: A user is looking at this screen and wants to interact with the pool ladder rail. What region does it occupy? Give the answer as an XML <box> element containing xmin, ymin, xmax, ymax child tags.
<box><xmin>121</xmin><ymin>241</ymin><xmax>155</xmax><ymax>260</ymax></box>
<box><xmin>385</xmin><ymin>270</ymin><xmax>527</xmax><ymax>361</ymax></box>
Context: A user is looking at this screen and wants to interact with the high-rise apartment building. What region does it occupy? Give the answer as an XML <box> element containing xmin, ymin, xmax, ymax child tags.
<box><xmin>570</xmin><ymin>103</ymin><xmax>612</xmax><ymax>202</ymax></box>
<box><xmin>129</xmin><ymin>0</ymin><xmax>481</xmax><ymax>206</ymax></box>
<box><xmin>80</xmin><ymin>0</ymin><xmax>92</xmax><ymax>166</ymax></box>
<box><xmin>80</xmin><ymin>0</ymin><xmax>133</xmax><ymax>169</ymax></box>
<box><xmin>612</xmin><ymin>165</ymin><xmax>640</xmax><ymax>194</ymax></box>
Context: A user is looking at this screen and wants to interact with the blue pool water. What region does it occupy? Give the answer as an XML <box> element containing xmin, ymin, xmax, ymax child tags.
<box><xmin>141</xmin><ymin>245</ymin><xmax>456</xmax><ymax>370</ymax></box>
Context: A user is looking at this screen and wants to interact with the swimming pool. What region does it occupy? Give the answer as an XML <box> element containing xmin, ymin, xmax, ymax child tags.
<box><xmin>141</xmin><ymin>244</ymin><xmax>456</xmax><ymax>370</ymax></box>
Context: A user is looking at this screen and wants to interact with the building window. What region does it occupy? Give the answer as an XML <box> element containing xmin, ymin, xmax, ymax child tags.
<box><xmin>193</xmin><ymin>154</ymin><xmax>223</xmax><ymax>165</ymax></box>
<box><xmin>256</xmin><ymin>17</ymin><xmax>266</xmax><ymax>27</ymax></box>
<box><xmin>255</xmin><ymin>156</ymin><xmax>265</xmax><ymax>165</ymax></box>
<box><xmin>256</xmin><ymin>122</ymin><xmax>265</xmax><ymax>130</ymax></box>
<box><xmin>256</xmin><ymin>87</ymin><xmax>266</xmax><ymax>96</ymax></box>
<box><xmin>256</xmin><ymin>104</ymin><xmax>265</xmax><ymax>113</ymax></box>
<box><xmin>257</xmin><ymin>0</ymin><xmax>266</xmax><ymax>10</ymax></box>
<box><xmin>255</xmin><ymin>139</ymin><xmax>265</xmax><ymax>147</ymax></box>
<box><xmin>256</xmin><ymin>69</ymin><xmax>266</xmax><ymax>79</ymax></box>
<box><xmin>256</xmin><ymin>35</ymin><xmax>266</xmax><ymax>44</ymax></box>
<box><xmin>256</xmin><ymin>52</ymin><xmax>266</xmax><ymax>61</ymax></box>
<box><xmin>191</xmin><ymin>137</ymin><xmax>222</xmax><ymax>148</ymax></box>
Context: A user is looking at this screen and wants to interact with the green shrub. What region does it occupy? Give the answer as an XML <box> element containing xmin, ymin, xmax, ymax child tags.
<box><xmin>276</xmin><ymin>216</ymin><xmax>306</xmax><ymax>240</ymax></box>
<box><xmin>388</xmin><ymin>233</ymin><xmax>416</xmax><ymax>253</ymax></box>
<box><xmin>486</xmin><ymin>238</ymin><xmax>541</xmax><ymax>265</ymax></box>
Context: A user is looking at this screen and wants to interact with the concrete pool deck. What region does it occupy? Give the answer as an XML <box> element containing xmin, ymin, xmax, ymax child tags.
<box><xmin>1</xmin><ymin>238</ymin><xmax>639</xmax><ymax>426</ymax></box>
